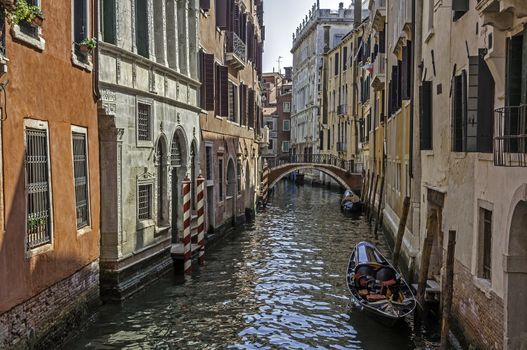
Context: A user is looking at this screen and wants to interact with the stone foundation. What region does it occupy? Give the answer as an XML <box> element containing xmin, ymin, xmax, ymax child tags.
<box><xmin>0</xmin><ymin>260</ymin><xmax>100</xmax><ymax>349</ymax></box>
<box><xmin>452</xmin><ymin>261</ymin><xmax>504</xmax><ymax>350</ymax></box>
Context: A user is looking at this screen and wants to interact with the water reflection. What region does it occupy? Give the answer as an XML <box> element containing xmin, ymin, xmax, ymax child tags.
<box><xmin>66</xmin><ymin>181</ymin><xmax>437</xmax><ymax>350</ymax></box>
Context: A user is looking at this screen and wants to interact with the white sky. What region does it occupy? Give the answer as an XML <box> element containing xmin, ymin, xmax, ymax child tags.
<box><xmin>263</xmin><ymin>0</ymin><xmax>357</xmax><ymax>73</ymax></box>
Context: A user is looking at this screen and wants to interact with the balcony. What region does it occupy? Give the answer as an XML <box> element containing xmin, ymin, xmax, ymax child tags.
<box><xmin>494</xmin><ymin>105</ymin><xmax>527</xmax><ymax>167</ymax></box>
<box><xmin>225</xmin><ymin>31</ymin><xmax>247</xmax><ymax>71</ymax></box>
<box><xmin>371</xmin><ymin>53</ymin><xmax>385</xmax><ymax>91</ymax></box>
<box><xmin>337</xmin><ymin>104</ymin><xmax>347</xmax><ymax>116</ymax></box>
<box><xmin>477</xmin><ymin>0</ymin><xmax>527</xmax><ymax>30</ymax></box>
<box><xmin>369</xmin><ymin>0</ymin><xmax>387</xmax><ymax>31</ymax></box>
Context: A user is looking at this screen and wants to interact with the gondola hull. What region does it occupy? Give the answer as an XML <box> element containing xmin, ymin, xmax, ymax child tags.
<box><xmin>347</xmin><ymin>242</ymin><xmax>416</xmax><ymax>326</ymax></box>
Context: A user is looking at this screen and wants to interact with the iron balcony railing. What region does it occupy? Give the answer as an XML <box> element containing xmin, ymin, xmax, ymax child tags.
<box><xmin>226</xmin><ymin>31</ymin><xmax>247</xmax><ymax>63</ymax></box>
<box><xmin>494</xmin><ymin>105</ymin><xmax>527</xmax><ymax>167</ymax></box>
<box><xmin>266</xmin><ymin>153</ymin><xmax>363</xmax><ymax>174</ymax></box>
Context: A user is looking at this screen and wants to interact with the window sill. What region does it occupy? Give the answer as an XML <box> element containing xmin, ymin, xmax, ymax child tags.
<box><xmin>26</xmin><ymin>242</ymin><xmax>53</xmax><ymax>259</ymax></box>
<box><xmin>452</xmin><ymin>152</ymin><xmax>467</xmax><ymax>159</ymax></box>
<box><xmin>136</xmin><ymin>140</ymin><xmax>154</xmax><ymax>148</ymax></box>
<box><xmin>472</xmin><ymin>276</ymin><xmax>493</xmax><ymax>299</ymax></box>
<box><xmin>477</xmin><ymin>153</ymin><xmax>493</xmax><ymax>162</ymax></box>
<box><xmin>137</xmin><ymin>219</ymin><xmax>155</xmax><ymax>230</ymax></box>
<box><xmin>72</xmin><ymin>52</ymin><xmax>93</xmax><ymax>72</ymax></box>
<box><xmin>11</xmin><ymin>25</ymin><xmax>45</xmax><ymax>51</ymax></box>
<box><xmin>422</xmin><ymin>150</ymin><xmax>434</xmax><ymax>157</ymax></box>
<box><xmin>77</xmin><ymin>225</ymin><xmax>92</xmax><ymax>236</ymax></box>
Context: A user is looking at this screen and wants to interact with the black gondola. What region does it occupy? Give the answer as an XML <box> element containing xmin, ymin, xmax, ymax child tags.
<box><xmin>341</xmin><ymin>189</ymin><xmax>363</xmax><ymax>213</ymax></box>
<box><xmin>347</xmin><ymin>241</ymin><xmax>416</xmax><ymax>326</ymax></box>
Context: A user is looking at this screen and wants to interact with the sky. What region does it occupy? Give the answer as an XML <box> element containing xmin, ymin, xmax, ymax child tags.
<box><xmin>263</xmin><ymin>0</ymin><xmax>355</xmax><ymax>73</ymax></box>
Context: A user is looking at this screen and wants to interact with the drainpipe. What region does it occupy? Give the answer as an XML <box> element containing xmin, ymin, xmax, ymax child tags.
<box><xmin>93</xmin><ymin>0</ymin><xmax>101</xmax><ymax>102</ymax></box>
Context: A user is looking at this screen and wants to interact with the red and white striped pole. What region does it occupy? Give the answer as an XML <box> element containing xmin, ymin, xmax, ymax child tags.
<box><xmin>262</xmin><ymin>160</ymin><xmax>269</xmax><ymax>205</ymax></box>
<box><xmin>196</xmin><ymin>174</ymin><xmax>206</xmax><ymax>266</ymax></box>
<box><xmin>182</xmin><ymin>176</ymin><xmax>192</xmax><ymax>275</ymax></box>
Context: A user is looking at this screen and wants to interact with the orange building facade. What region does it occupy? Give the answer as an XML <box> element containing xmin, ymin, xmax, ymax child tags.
<box><xmin>0</xmin><ymin>1</ymin><xmax>100</xmax><ymax>348</ymax></box>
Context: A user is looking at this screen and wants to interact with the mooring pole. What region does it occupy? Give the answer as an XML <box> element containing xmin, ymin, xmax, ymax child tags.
<box><xmin>368</xmin><ymin>174</ymin><xmax>380</xmax><ymax>224</ymax></box>
<box><xmin>196</xmin><ymin>174</ymin><xmax>206</xmax><ymax>266</ymax></box>
<box><xmin>366</xmin><ymin>172</ymin><xmax>375</xmax><ymax>216</ymax></box>
<box><xmin>373</xmin><ymin>175</ymin><xmax>385</xmax><ymax>239</ymax></box>
<box><xmin>360</xmin><ymin>169</ymin><xmax>367</xmax><ymax>200</ymax></box>
<box><xmin>393</xmin><ymin>196</ymin><xmax>411</xmax><ymax>269</ymax></box>
<box><xmin>416</xmin><ymin>210</ymin><xmax>437</xmax><ymax>309</ymax></box>
<box><xmin>440</xmin><ymin>230</ymin><xmax>457</xmax><ymax>350</ymax></box>
<box><xmin>182</xmin><ymin>176</ymin><xmax>192</xmax><ymax>275</ymax></box>
<box><xmin>262</xmin><ymin>161</ymin><xmax>269</xmax><ymax>207</ymax></box>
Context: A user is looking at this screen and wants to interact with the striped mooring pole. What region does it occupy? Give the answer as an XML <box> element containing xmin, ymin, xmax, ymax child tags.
<box><xmin>196</xmin><ymin>174</ymin><xmax>206</xmax><ymax>266</ymax></box>
<box><xmin>182</xmin><ymin>176</ymin><xmax>192</xmax><ymax>275</ymax></box>
<box><xmin>262</xmin><ymin>160</ymin><xmax>269</xmax><ymax>205</ymax></box>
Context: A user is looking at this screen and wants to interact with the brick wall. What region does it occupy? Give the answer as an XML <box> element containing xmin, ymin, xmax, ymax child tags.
<box><xmin>452</xmin><ymin>260</ymin><xmax>504</xmax><ymax>350</ymax></box>
<box><xmin>0</xmin><ymin>260</ymin><xmax>99</xmax><ymax>349</ymax></box>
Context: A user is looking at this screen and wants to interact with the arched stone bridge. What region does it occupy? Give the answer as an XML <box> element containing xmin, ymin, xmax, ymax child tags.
<box><xmin>266</xmin><ymin>154</ymin><xmax>364</xmax><ymax>193</ymax></box>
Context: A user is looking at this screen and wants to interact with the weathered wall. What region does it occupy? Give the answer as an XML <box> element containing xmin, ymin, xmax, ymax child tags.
<box><xmin>0</xmin><ymin>1</ymin><xmax>100</xmax><ymax>313</ymax></box>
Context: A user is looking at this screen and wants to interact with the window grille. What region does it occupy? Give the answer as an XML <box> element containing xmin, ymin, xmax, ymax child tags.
<box><xmin>481</xmin><ymin>208</ymin><xmax>492</xmax><ymax>280</ymax></box>
<box><xmin>73</xmin><ymin>132</ymin><xmax>89</xmax><ymax>229</ymax></box>
<box><xmin>138</xmin><ymin>184</ymin><xmax>152</xmax><ymax>220</ymax></box>
<box><xmin>137</xmin><ymin>103</ymin><xmax>152</xmax><ymax>141</ymax></box>
<box><xmin>26</xmin><ymin>128</ymin><xmax>52</xmax><ymax>249</ymax></box>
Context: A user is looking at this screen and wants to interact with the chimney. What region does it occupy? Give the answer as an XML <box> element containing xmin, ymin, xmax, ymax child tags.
<box><xmin>354</xmin><ymin>0</ymin><xmax>362</xmax><ymax>28</ymax></box>
<box><xmin>339</xmin><ymin>2</ymin><xmax>344</xmax><ymax>17</ymax></box>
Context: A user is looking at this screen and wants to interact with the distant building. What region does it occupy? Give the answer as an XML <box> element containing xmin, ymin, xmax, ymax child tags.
<box><xmin>262</xmin><ymin>71</ymin><xmax>292</xmax><ymax>162</ymax></box>
<box><xmin>0</xmin><ymin>0</ymin><xmax>100</xmax><ymax>347</ymax></box>
<box><xmin>198</xmin><ymin>0</ymin><xmax>265</xmax><ymax>232</ymax></box>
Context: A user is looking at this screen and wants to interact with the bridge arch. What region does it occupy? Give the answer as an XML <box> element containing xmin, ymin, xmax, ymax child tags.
<box><xmin>268</xmin><ymin>164</ymin><xmax>362</xmax><ymax>192</ymax></box>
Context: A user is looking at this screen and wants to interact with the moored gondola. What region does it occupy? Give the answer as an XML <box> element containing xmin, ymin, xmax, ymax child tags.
<box><xmin>347</xmin><ymin>241</ymin><xmax>416</xmax><ymax>326</ymax></box>
<box><xmin>341</xmin><ymin>189</ymin><xmax>363</xmax><ymax>213</ymax></box>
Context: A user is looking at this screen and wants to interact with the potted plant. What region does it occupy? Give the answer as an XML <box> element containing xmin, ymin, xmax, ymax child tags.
<box><xmin>78</xmin><ymin>37</ymin><xmax>97</xmax><ymax>53</ymax></box>
<box><xmin>7</xmin><ymin>0</ymin><xmax>44</xmax><ymax>26</ymax></box>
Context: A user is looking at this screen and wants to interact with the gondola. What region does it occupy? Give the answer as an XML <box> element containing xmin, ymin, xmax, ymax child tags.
<box><xmin>341</xmin><ymin>189</ymin><xmax>363</xmax><ymax>213</ymax></box>
<box><xmin>347</xmin><ymin>241</ymin><xmax>416</xmax><ymax>326</ymax></box>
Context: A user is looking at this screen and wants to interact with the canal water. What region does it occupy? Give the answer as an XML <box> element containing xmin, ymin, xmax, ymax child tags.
<box><xmin>66</xmin><ymin>182</ymin><xmax>439</xmax><ymax>350</ymax></box>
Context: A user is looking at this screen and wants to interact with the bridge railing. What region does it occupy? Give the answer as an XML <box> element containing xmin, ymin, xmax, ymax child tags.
<box><xmin>266</xmin><ymin>154</ymin><xmax>364</xmax><ymax>174</ymax></box>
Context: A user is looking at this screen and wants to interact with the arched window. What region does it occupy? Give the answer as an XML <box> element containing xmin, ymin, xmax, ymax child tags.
<box><xmin>226</xmin><ymin>159</ymin><xmax>235</xmax><ymax>197</ymax></box>
<box><xmin>156</xmin><ymin>137</ymin><xmax>168</xmax><ymax>225</ymax></box>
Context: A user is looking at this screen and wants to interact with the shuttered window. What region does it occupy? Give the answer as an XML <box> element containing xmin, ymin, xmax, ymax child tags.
<box><xmin>218</xmin><ymin>158</ymin><xmax>224</xmax><ymax>201</ymax></box>
<box><xmin>248</xmin><ymin>89</ymin><xmax>255</xmax><ymax>128</ymax></box>
<box><xmin>452</xmin><ymin>71</ymin><xmax>467</xmax><ymax>152</ymax></box>
<box><xmin>402</xmin><ymin>42</ymin><xmax>412</xmax><ymax>100</ymax></box>
<box><xmin>420</xmin><ymin>81</ymin><xmax>433</xmax><ymax>150</ymax></box>
<box><xmin>135</xmin><ymin>0</ymin><xmax>149</xmax><ymax>58</ymax></box>
<box><xmin>479</xmin><ymin>208</ymin><xmax>492</xmax><ymax>280</ymax></box>
<box><xmin>477</xmin><ymin>49</ymin><xmax>495</xmax><ymax>153</ymax></box>
<box><xmin>215</xmin><ymin>65</ymin><xmax>228</xmax><ymax>117</ymax></box>
<box><xmin>200</xmin><ymin>52</ymin><xmax>215</xmax><ymax>111</ymax></box>
<box><xmin>102</xmin><ymin>0</ymin><xmax>116</xmax><ymax>44</ymax></box>
<box><xmin>137</xmin><ymin>103</ymin><xmax>152</xmax><ymax>141</ymax></box>
<box><xmin>215</xmin><ymin>0</ymin><xmax>228</xmax><ymax>29</ymax></box>
<box><xmin>72</xmin><ymin>130</ymin><xmax>90</xmax><ymax>229</ymax></box>
<box><xmin>452</xmin><ymin>0</ymin><xmax>469</xmax><ymax>21</ymax></box>
<box><xmin>26</xmin><ymin>126</ymin><xmax>52</xmax><ymax>249</ymax></box>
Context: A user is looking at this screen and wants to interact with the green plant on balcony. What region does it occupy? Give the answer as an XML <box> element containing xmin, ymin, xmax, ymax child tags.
<box><xmin>27</xmin><ymin>217</ymin><xmax>47</xmax><ymax>234</ymax></box>
<box><xmin>6</xmin><ymin>0</ymin><xmax>45</xmax><ymax>26</ymax></box>
<box><xmin>78</xmin><ymin>37</ymin><xmax>97</xmax><ymax>53</ymax></box>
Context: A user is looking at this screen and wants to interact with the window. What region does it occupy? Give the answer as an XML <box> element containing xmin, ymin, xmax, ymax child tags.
<box><xmin>156</xmin><ymin>138</ymin><xmax>167</xmax><ymax>225</ymax></box>
<box><xmin>283</xmin><ymin>120</ymin><xmax>290</xmax><ymax>131</ymax></box>
<box><xmin>135</xmin><ymin>0</ymin><xmax>149</xmax><ymax>58</ymax></box>
<box><xmin>334</xmin><ymin>52</ymin><xmax>340</xmax><ymax>76</ymax></box>
<box><xmin>137</xmin><ymin>102</ymin><xmax>152</xmax><ymax>142</ymax></box>
<box><xmin>282</xmin><ymin>141</ymin><xmax>290</xmax><ymax>153</ymax></box>
<box><xmin>265</xmin><ymin>120</ymin><xmax>274</xmax><ymax>130</ymax></box>
<box><xmin>138</xmin><ymin>184</ymin><xmax>153</xmax><ymax>220</ymax></box>
<box><xmin>395</xmin><ymin>163</ymin><xmax>401</xmax><ymax>193</ymax></box>
<box><xmin>19</xmin><ymin>0</ymin><xmax>40</xmax><ymax>38</ymax></box>
<box><xmin>420</xmin><ymin>81</ymin><xmax>433</xmax><ymax>150</ymax></box>
<box><xmin>283</xmin><ymin>102</ymin><xmax>291</xmax><ymax>113</ymax></box>
<box><xmin>72</xmin><ymin>129</ymin><xmax>90</xmax><ymax>230</ymax></box>
<box><xmin>228</xmin><ymin>81</ymin><xmax>239</xmax><ymax>122</ymax></box>
<box><xmin>237</xmin><ymin>160</ymin><xmax>241</xmax><ymax>195</ymax></box>
<box><xmin>452</xmin><ymin>0</ymin><xmax>469</xmax><ymax>21</ymax></box>
<box><xmin>199</xmin><ymin>52</ymin><xmax>215</xmax><ymax>110</ymax></box>
<box><xmin>200</xmin><ymin>0</ymin><xmax>210</xmax><ymax>11</ymax></box>
<box><xmin>452</xmin><ymin>71</ymin><xmax>467</xmax><ymax>152</ymax></box>
<box><xmin>25</xmin><ymin>123</ymin><xmax>52</xmax><ymax>250</ymax></box>
<box><xmin>73</xmin><ymin>0</ymin><xmax>89</xmax><ymax>58</ymax></box>
<box><xmin>218</xmin><ymin>158</ymin><xmax>224</xmax><ymax>201</ymax></box>
<box><xmin>268</xmin><ymin>139</ymin><xmax>274</xmax><ymax>150</ymax></box>
<box><xmin>479</xmin><ymin>208</ymin><xmax>492</xmax><ymax>280</ymax></box>
<box><xmin>343</xmin><ymin>46</ymin><xmax>348</xmax><ymax>71</ymax></box>
<box><xmin>226</xmin><ymin>159</ymin><xmax>235</xmax><ymax>197</ymax></box>
<box><xmin>206</xmin><ymin>145</ymin><xmax>213</xmax><ymax>181</ymax></box>
<box><xmin>101</xmin><ymin>0</ymin><xmax>116</xmax><ymax>44</ymax></box>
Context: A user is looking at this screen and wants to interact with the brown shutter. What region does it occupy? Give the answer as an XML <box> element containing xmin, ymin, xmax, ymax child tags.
<box><xmin>200</xmin><ymin>0</ymin><xmax>210</xmax><ymax>11</ymax></box>
<box><xmin>248</xmin><ymin>89</ymin><xmax>255</xmax><ymax>128</ymax></box>
<box><xmin>215</xmin><ymin>0</ymin><xmax>228</xmax><ymax>29</ymax></box>
<box><xmin>233</xmin><ymin>4</ymin><xmax>240</xmax><ymax>35</ymax></box>
<box><xmin>219</xmin><ymin>65</ymin><xmax>229</xmax><ymax>117</ymax></box>
<box><xmin>203</xmin><ymin>53</ymin><xmax>215</xmax><ymax>111</ymax></box>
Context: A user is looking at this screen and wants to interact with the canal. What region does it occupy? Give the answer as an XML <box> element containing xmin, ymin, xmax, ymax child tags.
<box><xmin>66</xmin><ymin>182</ymin><xmax>439</xmax><ymax>349</ymax></box>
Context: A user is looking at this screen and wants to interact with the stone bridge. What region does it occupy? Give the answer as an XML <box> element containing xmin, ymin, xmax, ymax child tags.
<box><xmin>266</xmin><ymin>154</ymin><xmax>364</xmax><ymax>193</ymax></box>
